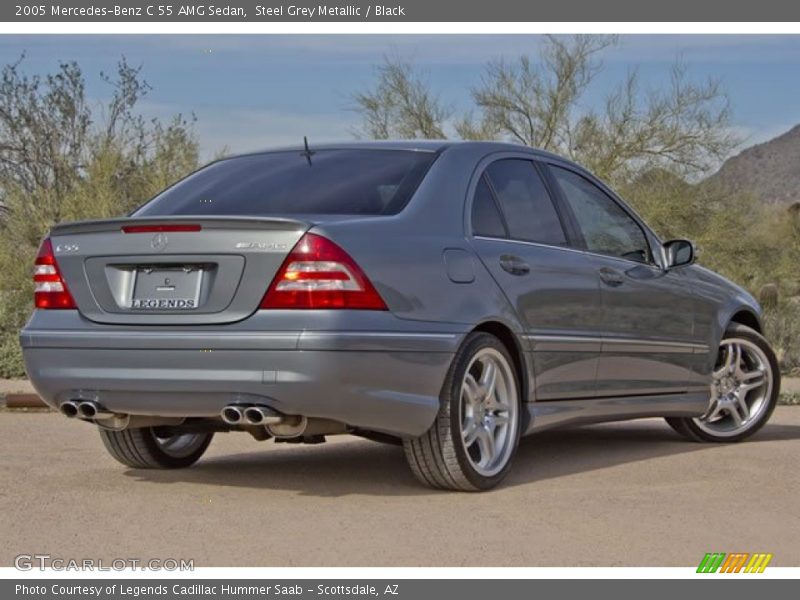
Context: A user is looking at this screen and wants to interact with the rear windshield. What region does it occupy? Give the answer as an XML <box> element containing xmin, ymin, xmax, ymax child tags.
<box><xmin>134</xmin><ymin>149</ymin><xmax>437</xmax><ymax>217</ymax></box>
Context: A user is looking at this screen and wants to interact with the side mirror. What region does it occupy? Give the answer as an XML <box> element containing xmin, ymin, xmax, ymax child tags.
<box><xmin>664</xmin><ymin>239</ymin><xmax>695</xmax><ymax>269</ymax></box>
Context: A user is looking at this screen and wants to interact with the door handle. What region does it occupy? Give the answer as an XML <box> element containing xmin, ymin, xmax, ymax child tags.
<box><xmin>598</xmin><ymin>266</ymin><xmax>625</xmax><ymax>287</ymax></box>
<box><xmin>499</xmin><ymin>255</ymin><xmax>530</xmax><ymax>276</ymax></box>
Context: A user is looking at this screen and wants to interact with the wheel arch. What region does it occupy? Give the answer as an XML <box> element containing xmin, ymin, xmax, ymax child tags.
<box><xmin>699</xmin><ymin>306</ymin><xmax>765</xmax><ymax>377</ymax></box>
<box><xmin>728</xmin><ymin>308</ymin><xmax>763</xmax><ymax>334</ymax></box>
<box><xmin>471</xmin><ymin>320</ymin><xmax>531</xmax><ymax>413</ymax></box>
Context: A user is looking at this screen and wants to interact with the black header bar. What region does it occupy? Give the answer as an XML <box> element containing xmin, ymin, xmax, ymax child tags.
<box><xmin>4</xmin><ymin>1</ymin><xmax>800</xmax><ymax>22</ymax></box>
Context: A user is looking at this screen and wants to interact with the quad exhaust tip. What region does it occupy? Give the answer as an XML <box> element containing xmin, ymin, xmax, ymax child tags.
<box><xmin>60</xmin><ymin>400</ymin><xmax>113</xmax><ymax>421</ymax></box>
<box><xmin>77</xmin><ymin>401</ymin><xmax>111</xmax><ymax>420</ymax></box>
<box><xmin>59</xmin><ymin>400</ymin><xmax>80</xmax><ymax>418</ymax></box>
<box><xmin>221</xmin><ymin>405</ymin><xmax>244</xmax><ymax>425</ymax></box>
<box><xmin>242</xmin><ymin>406</ymin><xmax>283</xmax><ymax>426</ymax></box>
<box><xmin>220</xmin><ymin>404</ymin><xmax>284</xmax><ymax>427</ymax></box>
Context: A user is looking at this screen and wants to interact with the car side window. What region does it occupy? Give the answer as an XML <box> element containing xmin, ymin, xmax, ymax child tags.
<box><xmin>551</xmin><ymin>166</ymin><xmax>652</xmax><ymax>264</ymax></box>
<box><xmin>484</xmin><ymin>159</ymin><xmax>567</xmax><ymax>246</ymax></box>
<box><xmin>471</xmin><ymin>175</ymin><xmax>508</xmax><ymax>238</ymax></box>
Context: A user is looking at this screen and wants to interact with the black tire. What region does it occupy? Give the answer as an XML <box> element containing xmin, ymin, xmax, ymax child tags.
<box><xmin>666</xmin><ymin>323</ymin><xmax>780</xmax><ymax>443</ymax></box>
<box><xmin>403</xmin><ymin>332</ymin><xmax>522</xmax><ymax>491</ymax></box>
<box><xmin>99</xmin><ymin>427</ymin><xmax>213</xmax><ymax>469</ymax></box>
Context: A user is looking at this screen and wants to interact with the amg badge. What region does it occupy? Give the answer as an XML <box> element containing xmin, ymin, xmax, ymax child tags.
<box><xmin>131</xmin><ymin>298</ymin><xmax>196</xmax><ymax>310</ymax></box>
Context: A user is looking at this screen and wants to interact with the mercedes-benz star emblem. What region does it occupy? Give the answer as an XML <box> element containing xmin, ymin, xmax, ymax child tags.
<box><xmin>151</xmin><ymin>232</ymin><xmax>168</xmax><ymax>252</ymax></box>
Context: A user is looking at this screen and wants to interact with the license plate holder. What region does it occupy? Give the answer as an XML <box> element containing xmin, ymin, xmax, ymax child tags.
<box><xmin>130</xmin><ymin>265</ymin><xmax>203</xmax><ymax>310</ymax></box>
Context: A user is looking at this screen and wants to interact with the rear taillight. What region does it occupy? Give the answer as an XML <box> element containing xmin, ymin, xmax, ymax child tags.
<box><xmin>261</xmin><ymin>233</ymin><xmax>387</xmax><ymax>310</ymax></box>
<box><xmin>33</xmin><ymin>238</ymin><xmax>76</xmax><ymax>309</ymax></box>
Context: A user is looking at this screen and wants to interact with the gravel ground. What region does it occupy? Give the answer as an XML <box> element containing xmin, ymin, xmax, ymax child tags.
<box><xmin>2</xmin><ymin>408</ymin><xmax>799</xmax><ymax>567</ymax></box>
<box><xmin>0</xmin><ymin>379</ymin><xmax>34</xmax><ymax>396</ymax></box>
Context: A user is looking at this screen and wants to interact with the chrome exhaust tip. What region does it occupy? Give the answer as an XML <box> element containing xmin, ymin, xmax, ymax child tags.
<box><xmin>59</xmin><ymin>401</ymin><xmax>80</xmax><ymax>418</ymax></box>
<box><xmin>243</xmin><ymin>406</ymin><xmax>283</xmax><ymax>426</ymax></box>
<box><xmin>220</xmin><ymin>405</ymin><xmax>245</xmax><ymax>425</ymax></box>
<box><xmin>77</xmin><ymin>401</ymin><xmax>113</xmax><ymax>421</ymax></box>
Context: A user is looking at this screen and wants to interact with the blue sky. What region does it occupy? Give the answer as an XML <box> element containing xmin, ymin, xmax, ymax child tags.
<box><xmin>1</xmin><ymin>35</ymin><xmax>799</xmax><ymax>160</ymax></box>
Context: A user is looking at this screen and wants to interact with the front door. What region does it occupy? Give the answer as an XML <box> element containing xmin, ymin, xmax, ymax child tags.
<box><xmin>547</xmin><ymin>164</ymin><xmax>708</xmax><ymax>397</ymax></box>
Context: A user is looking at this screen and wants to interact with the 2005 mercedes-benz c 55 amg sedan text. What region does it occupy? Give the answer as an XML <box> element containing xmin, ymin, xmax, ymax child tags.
<box><xmin>21</xmin><ymin>141</ymin><xmax>780</xmax><ymax>491</ymax></box>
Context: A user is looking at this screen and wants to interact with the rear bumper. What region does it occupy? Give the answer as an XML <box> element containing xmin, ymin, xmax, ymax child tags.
<box><xmin>20</xmin><ymin>312</ymin><xmax>463</xmax><ymax>437</ymax></box>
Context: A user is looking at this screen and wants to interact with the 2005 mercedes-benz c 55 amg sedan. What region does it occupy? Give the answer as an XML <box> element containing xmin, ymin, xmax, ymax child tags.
<box><xmin>21</xmin><ymin>141</ymin><xmax>780</xmax><ymax>491</ymax></box>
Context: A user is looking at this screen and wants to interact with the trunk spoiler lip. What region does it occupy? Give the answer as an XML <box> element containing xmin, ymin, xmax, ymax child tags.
<box><xmin>49</xmin><ymin>215</ymin><xmax>311</xmax><ymax>236</ymax></box>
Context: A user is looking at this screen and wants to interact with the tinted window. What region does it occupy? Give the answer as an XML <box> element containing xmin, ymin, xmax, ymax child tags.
<box><xmin>471</xmin><ymin>176</ymin><xmax>507</xmax><ymax>238</ymax></box>
<box><xmin>135</xmin><ymin>149</ymin><xmax>436</xmax><ymax>217</ymax></box>
<box><xmin>485</xmin><ymin>160</ymin><xmax>566</xmax><ymax>245</ymax></box>
<box><xmin>551</xmin><ymin>166</ymin><xmax>652</xmax><ymax>264</ymax></box>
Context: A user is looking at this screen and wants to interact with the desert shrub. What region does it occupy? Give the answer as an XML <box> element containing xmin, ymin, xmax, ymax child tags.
<box><xmin>763</xmin><ymin>303</ymin><xmax>800</xmax><ymax>375</ymax></box>
<box><xmin>780</xmin><ymin>392</ymin><xmax>800</xmax><ymax>405</ymax></box>
<box><xmin>0</xmin><ymin>57</ymin><xmax>199</xmax><ymax>378</ymax></box>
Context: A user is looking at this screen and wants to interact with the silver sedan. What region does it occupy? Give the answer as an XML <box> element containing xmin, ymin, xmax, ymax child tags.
<box><xmin>21</xmin><ymin>141</ymin><xmax>780</xmax><ymax>490</ymax></box>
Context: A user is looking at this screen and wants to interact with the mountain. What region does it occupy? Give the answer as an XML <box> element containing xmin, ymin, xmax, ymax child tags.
<box><xmin>707</xmin><ymin>124</ymin><xmax>800</xmax><ymax>205</ymax></box>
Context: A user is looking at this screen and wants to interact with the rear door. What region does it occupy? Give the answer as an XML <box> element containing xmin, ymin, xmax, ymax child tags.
<box><xmin>468</xmin><ymin>156</ymin><xmax>602</xmax><ymax>401</ymax></box>
<box><xmin>546</xmin><ymin>164</ymin><xmax>708</xmax><ymax>397</ymax></box>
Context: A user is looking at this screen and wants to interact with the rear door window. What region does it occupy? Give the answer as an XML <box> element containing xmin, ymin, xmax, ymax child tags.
<box><xmin>484</xmin><ymin>159</ymin><xmax>567</xmax><ymax>246</ymax></box>
<box><xmin>135</xmin><ymin>149</ymin><xmax>437</xmax><ymax>217</ymax></box>
<box><xmin>471</xmin><ymin>176</ymin><xmax>508</xmax><ymax>238</ymax></box>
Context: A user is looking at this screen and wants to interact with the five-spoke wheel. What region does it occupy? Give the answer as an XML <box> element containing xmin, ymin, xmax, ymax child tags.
<box><xmin>459</xmin><ymin>348</ymin><xmax>518</xmax><ymax>477</ymax></box>
<box><xmin>404</xmin><ymin>332</ymin><xmax>521</xmax><ymax>490</ymax></box>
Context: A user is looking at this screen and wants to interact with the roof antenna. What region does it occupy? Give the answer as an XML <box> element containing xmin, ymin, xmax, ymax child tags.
<box><xmin>301</xmin><ymin>136</ymin><xmax>315</xmax><ymax>166</ymax></box>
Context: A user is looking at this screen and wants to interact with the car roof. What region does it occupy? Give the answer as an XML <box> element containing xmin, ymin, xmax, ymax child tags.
<box><xmin>228</xmin><ymin>140</ymin><xmax>569</xmax><ymax>162</ymax></box>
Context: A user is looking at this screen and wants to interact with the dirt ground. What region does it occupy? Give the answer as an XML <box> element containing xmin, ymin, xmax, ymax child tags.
<box><xmin>2</xmin><ymin>408</ymin><xmax>798</xmax><ymax>567</ymax></box>
<box><xmin>0</xmin><ymin>379</ymin><xmax>33</xmax><ymax>395</ymax></box>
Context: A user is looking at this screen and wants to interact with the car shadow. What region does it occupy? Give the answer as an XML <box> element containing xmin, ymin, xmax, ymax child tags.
<box><xmin>506</xmin><ymin>420</ymin><xmax>800</xmax><ymax>486</ymax></box>
<box><xmin>124</xmin><ymin>420</ymin><xmax>800</xmax><ymax>497</ymax></box>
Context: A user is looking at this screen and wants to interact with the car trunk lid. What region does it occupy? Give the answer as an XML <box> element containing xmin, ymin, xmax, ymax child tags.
<box><xmin>48</xmin><ymin>216</ymin><xmax>310</xmax><ymax>325</ymax></box>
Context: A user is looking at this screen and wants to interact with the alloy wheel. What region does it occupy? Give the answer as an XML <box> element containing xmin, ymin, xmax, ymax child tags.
<box><xmin>694</xmin><ymin>338</ymin><xmax>773</xmax><ymax>438</ymax></box>
<box><xmin>459</xmin><ymin>348</ymin><xmax>519</xmax><ymax>477</ymax></box>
